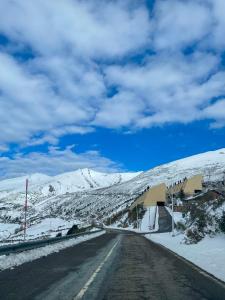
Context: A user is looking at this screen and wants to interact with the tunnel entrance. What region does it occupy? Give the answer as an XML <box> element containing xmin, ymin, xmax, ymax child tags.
<box><xmin>157</xmin><ymin>201</ymin><xmax>165</xmax><ymax>206</ymax></box>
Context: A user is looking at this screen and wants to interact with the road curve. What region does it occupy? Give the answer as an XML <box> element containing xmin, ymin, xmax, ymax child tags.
<box><xmin>98</xmin><ymin>233</ymin><xmax>225</xmax><ymax>300</ymax></box>
<box><xmin>0</xmin><ymin>232</ymin><xmax>225</xmax><ymax>300</ymax></box>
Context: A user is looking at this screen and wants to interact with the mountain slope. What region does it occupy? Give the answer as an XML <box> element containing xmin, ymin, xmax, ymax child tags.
<box><xmin>0</xmin><ymin>168</ymin><xmax>141</xmax><ymax>200</ymax></box>
<box><xmin>105</xmin><ymin>148</ymin><xmax>225</xmax><ymax>195</ymax></box>
<box><xmin>0</xmin><ymin>148</ymin><xmax>225</xmax><ymax>241</ymax></box>
<box><xmin>40</xmin><ymin>168</ymin><xmax>141</xmax><ymax>196</ymax></box>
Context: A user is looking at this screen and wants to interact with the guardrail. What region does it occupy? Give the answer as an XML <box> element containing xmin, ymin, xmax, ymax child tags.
<box><xmin>0</xmin><ymin>229</ymin><xmax>103</xmax><ymax>256</ymax></box>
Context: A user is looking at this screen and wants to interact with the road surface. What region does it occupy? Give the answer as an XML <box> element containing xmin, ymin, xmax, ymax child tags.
<box><xmin>0</xmin><ymin>232</ymin><xmax>225</xmax><ymax>300</ymax></box>
<box><xmin>157</xmin><ymin>206</ymin><xmax>172</xmax><ymax>233</ymax></box>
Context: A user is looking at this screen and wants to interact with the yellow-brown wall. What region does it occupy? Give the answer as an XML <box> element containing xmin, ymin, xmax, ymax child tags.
<box><xmin>183</xmin><ymin>174</ymin><xmax>203</xmax><ymax>196</ymax></box>
<box><xmin>167</xmin><ymin>174</ymin><xmax>203</xmax><ymax>197</ymax></box>
<box><xmin>168</xmin><ymin>181</ymin><xmax>185</xmax><ymax>195</ymax></box>
<box><xmin>129</xmin><ymin>174</ymin><xmax>203</xmax><ymax>211</ymax></box>
<box><xmin>130</xmin><ymin>183</ymin><xmax>167</xmax><ymax>210</ymax></box>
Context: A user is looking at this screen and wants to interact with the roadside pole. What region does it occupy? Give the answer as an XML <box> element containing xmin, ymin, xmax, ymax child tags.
<box><xmin>171</xmin><ymin>193</ymin><xmax>175</xmax><ymax>237</ymax></box>
<box><xmin>24</xmin><ymin>179</ymin><xmax>28</xmax><ymax>241</ymax></box>
<box><xmin>136</xmin><ymin>204</ymin><xmax>139</xmax><ymax>230</ymax></box>
<box><xmin>148</xmin><ymin>207</ymin><xmax>151</xmax><ymax>230</ymax></box>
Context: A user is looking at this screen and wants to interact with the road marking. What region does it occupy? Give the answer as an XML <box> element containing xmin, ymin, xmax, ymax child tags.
<box><xmin>73</xmin><ymin>239</ymin><xmax>119</xmax><ymax>299</ymax></box>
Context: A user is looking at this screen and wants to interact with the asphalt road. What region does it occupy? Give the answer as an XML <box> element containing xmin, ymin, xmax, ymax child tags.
<box><xmin>0</xmin><ymin>232</ymin><xmax>225</xmax><ymax>300</ymax></box>
<box><xmin>157</xmin><ymin>206</ymin><xmax>172</xmax><ymax>233</ymax></box>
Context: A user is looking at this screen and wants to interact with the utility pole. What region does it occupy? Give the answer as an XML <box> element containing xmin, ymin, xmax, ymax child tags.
<box><xmin>171</xmin><ymin>193</ymin><xmax>175</xmax><ymax>237</ymax></box>
<box><xmin>148</xmin><ymin>207</ymin><xmax>151</xmax><ymax>230</ymax></box>
<box><xmin>136</xmin><ymin>204</ymin><xmax>139</xmax><ymax>230</ymax></box>
<box><xmin>24</xmin><ymin>179</ymin><xmax>28</xmax><ymax>241</ymax></box>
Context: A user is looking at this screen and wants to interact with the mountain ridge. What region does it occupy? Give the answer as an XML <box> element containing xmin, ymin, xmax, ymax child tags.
<box><xmin>0</xmin><ymin>148</ymin><xmax>225</xmax><ymax>241</ymax></box>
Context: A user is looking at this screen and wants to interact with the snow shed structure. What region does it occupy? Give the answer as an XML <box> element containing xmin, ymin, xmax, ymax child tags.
<box><xmin>167</xmin><ymin>174</ymin><xmax>203</xmax><ymax>197</ymax></box>
<box><xmin>130</xmin><ymin>183</ymin><xmax>167</xmax><ymax>210</ymax></box>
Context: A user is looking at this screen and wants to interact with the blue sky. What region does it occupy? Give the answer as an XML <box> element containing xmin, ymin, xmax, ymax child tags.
<box><xmin>0</xmin><ymin>0</ymin><xmax>225</xmax><ymax>178</ymax></box>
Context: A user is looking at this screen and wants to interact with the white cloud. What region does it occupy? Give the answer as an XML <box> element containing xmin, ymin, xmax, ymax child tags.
<box><xmin>0</xmin><ymin>0</ymin><xmax>225</xmax><ymax>156</ymax></box>
<box><xmin>0</xmin><ymin>0</ymin><xmax>150</xmax><ymax>58</ymax></box>
<box><xmin>0</xmin><ymin>146</ymin><xmax>122</xmax><ymax>179</ymax></box>
<box><xmin>152</xmin><ymin>0</ymin><xmax>212</xmax><ymax>50</ymax></box>
<box><xmin>209</xmin><ymin>0</ymin><xmax>225</xmax><ymax>49</ymax></box>
<box><xmin>104</xmin><ymin>52</ymin><xmax>225</xmax><ymax>128</ymax></box>
<box><xmin>0</xmin><ymin>52</ymin><xmax>95</xmax><ymax>146</ymax></box>
<box><xmin>202</xmin><ymin>99</ymin><xmax>225</xmax><ymax>128</ymax></box>
<box><xmin>94</xmin><ymin>91</ymin><xmax>145</xmax><ymax>128</ymax></box>
<box><xmin>0</xmin><ymin>0</ymin><xmax>151</xmax><ymax>148</ymax></box>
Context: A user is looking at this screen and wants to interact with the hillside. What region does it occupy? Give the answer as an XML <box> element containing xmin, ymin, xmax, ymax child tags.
<box><xmin>0</xmin><ymin>168</ymin><xmax>141</xmax><ymax>200</ymax></box>
<box><xmin>0</xmin><ymin>148</ymin><xmax>225</xmax><ymax>241</ymax></box>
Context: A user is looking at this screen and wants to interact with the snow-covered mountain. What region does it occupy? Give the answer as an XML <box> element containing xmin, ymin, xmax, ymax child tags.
<box><xmin>0</xmin><ymin>148</ymin><xmax>225</xmax><ymax>241</ymax></box>
<box><xmin>106</xmin><ymin>148</ymin><xmax>225</xmax><ymax>195</ymax></box>
<box><xmin>0</xmin><ymin>168</ymin><xmax>141</xmax><ymax>200</ymax></box>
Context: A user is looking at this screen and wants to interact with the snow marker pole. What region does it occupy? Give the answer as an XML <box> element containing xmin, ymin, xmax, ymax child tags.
<box><xmin>24</xmin><ymin>179</ymin><xmax>28</xmax><ymax>241</ymax></box>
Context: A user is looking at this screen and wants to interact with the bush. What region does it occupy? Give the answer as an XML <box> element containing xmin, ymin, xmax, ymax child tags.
<box><xmin>67</xmin><ymin>224</ymin><xmax>79</xmax><ymax>235</ymax></box>
<box><xmin>49</xmin><ymin>185</ymin><xmax>55</xmax><ymax>193</ymax></box>
<box><xmin>178</xmin><ymin>189</ymin><xmax>185</xmax><ymax>201</ymax></box>
<box><xmin>219</xmin><ymin>211</ymin><xmax>225</xmax><ymax>233</ymax></box>
<box><xmin>176</xmin><ymin>221</ymin><xmax>186</xmax><ymax>232</ymax></box>
<box><xmin>185</xmin><ymin>228</ymin><xmax>203</xmax><ymax>244</ymax></box>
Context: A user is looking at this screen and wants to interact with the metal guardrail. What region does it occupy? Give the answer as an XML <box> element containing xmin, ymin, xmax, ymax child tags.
<box><xmin>0</xmin><ymin>229</ymin><xmax>103</xmax><ymax>256</ymax></box>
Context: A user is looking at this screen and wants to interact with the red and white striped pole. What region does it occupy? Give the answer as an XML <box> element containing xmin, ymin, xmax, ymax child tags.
<box><xmin>24</xmin><ymin>179</ymin><xmax>28</xmax><ymax>241</ymax></box>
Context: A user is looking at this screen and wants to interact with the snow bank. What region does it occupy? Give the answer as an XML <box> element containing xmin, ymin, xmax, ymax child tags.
<box><xmin>140</xmin><ymin>206</ymin><xmax>157</xmax><ymax>231</ymax></box>
<box><xmin>146</xmin><ymin>232</ymin><xmax>225</xmax><ymax>282</ymax></box>
<box><xmin>24</xmin><ymin>218</ymin><xmax>77</xmax><ymax>239</ymax></box>
<box><xmin>165</xmin><ymin>206</ymin><xmax>184</xmax><ymax>224</ymax></box>
<box><xmin>0</xmin><ymin>223</ymin><xmax>20</xmax><ymax>240</ymax></box>
<box><xmin>106</xmin><ymin>206</ymin><xmax>159</xmax><ymax>233</ymax></box>
<box><xmin>0</xmin><ymin>230</ymin><xmax>105</xmax><ymax>271</ymax></box>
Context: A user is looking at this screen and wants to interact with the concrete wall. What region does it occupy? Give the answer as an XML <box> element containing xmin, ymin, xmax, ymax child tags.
<box><xmin>130</xmin><ymin>183</ymin><xmax>167</xmax><ymax>210</ymax></box>
<box><xmin>129</xmin><ymin>174</ymin><xmax>203</xmax><ymax>211</ymax></box>
<box><xmin>183</xmin><ymin>174</ymin><xmax>203</xmax><ymax>196</ymax></box>
<box><xmin>167</xmin><ymin>174</ymin><xmax>203</xmax><ymax>197</ymax></box>
<box><xmin>168</xmin><ymin>181</ymin><xmax>186</xmax><ymax>195</ymax></box>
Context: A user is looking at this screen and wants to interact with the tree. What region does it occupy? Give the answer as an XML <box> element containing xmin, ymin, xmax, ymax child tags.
<box><xmin>49</xmin><ymin>185</ymin><xmax>55</xmax><ymax>193</ymax></box>
<box><xmin>178</xmin><ymin>188</ymin><xmax>185</xmax><ymax>201</ymax></box>
<box><xmin>219</xmin><ymin>211</ymin><xmax>225</xmax><ymax>233</ymax></box>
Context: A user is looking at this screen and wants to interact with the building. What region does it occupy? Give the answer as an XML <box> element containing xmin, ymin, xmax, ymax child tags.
<box><xmin>129</xmin><ymin>174</ymin><xmax>203</xmax><ymax>211</ymax></box>
<box><xmin>167</xmin><ymin>174</ymin><xmax>203</xmax><ymax>197</ymax></box>
<box><xmin>130</xmin><ymin>183</ymin><xmax>167</xmax><ymax>210</ymax></box>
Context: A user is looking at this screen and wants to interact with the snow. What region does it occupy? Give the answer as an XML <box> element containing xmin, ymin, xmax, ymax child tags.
<box><xmin>1</xmin><ymin>148</ymin><xmax>225</xmax><ymax>243</ymax></box>
<box><xmin>165</xmin><ymin>206</ymin><xmax>184</xmax><ymax>224</ymax></box>
<box><xmin>0</xmin><ymin>218</ymin><xmax>85</xmax><ymax>243</ymax></box>
<box><xmin>42</xmin><ymin>168</ymin><xmax>141</xmax><ymax>196</ymax></box>
<box><xmin>19</xmin><ymin>218</ymin><xmax>78</xmax><ymax>240</ymax></box>
<box><xmin>146</xmin><ymin>232</ymin><xmax>225</xmax><ymax>282</ymax></box>
<box><xmin>140</xmin><ymin>206</ymin><xmax>157</xmax><ymax>231</ymax></box>
<box><xmin>0</xmin><ymin>173</ymin><xmax>51</xmax><ymax>198</ymax></box>
<box><xmin>108</xmin><ymin>148</ymin><xmax>225</xmax><ymax>196</ymax></box>
<box><xmin>0</xmin><ymin>223</ymin><xmax>20</xmax><ymax>240</ymax></box>
<box><xmin>106</xmin><ymin>206</ymin><xmax>159</xmax><ymax>233</ymax></box>
<box><xmin>0</xmin><ymin>168</ymin><xmax>140</xmax><ymax>200</ymax></box>
<box><xmin>0</xmin><ymin>230</ymin><xmax>105</xmax><ymax>271</ymax></box>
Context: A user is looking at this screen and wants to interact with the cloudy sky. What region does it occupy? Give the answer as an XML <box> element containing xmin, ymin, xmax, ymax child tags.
<box><xmin>0</xmin><ymin>0</ymin><xmax>225</xmax><ymax>178</ymax></box>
